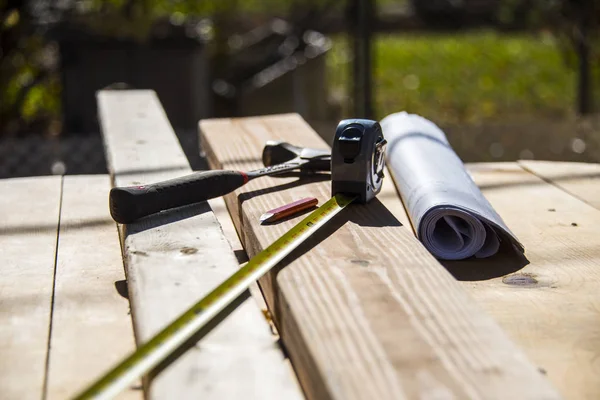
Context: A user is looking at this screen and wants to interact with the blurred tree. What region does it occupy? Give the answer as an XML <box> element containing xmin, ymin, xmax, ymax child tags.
<box><xmin>0</xmin><ymin>0</ymin><xmax>332</xmax><ymax>135</ymax></box>
<box><xmin>0</xmin><ymin>0</ymin><xmax>60</xmax><ymax>135</ymax></box>
<box><xmin>500</xmin><ymin>0</ymin><xmax>600</xmax><ymax>114</ymax></box>
<box><xmin>559</xmin><ymin>0</ymin><xmax>599</xmax><ymax>114</ymax></box>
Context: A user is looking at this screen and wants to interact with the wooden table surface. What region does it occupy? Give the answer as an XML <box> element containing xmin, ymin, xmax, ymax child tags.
<box><xmin>1</xmin><ymin>91</ymin><xmax>598</xmax><ymax>399</ymax></box>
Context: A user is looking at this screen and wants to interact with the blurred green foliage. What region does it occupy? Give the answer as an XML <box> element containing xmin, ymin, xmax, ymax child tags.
<box><xmin>383</xmin><ymin>31</ymin><xmax>580</xmax><ymax>123</ymax></box>
<box><xmin>0</xmin><ymin>4</ymin><xmax>61</xmax><ymax>134</ymax></box>
<box><xmin>330</xmin><ymin>30</ymin><xmax>592</xmax><ymax>123</ymax></box>
<box><xmin>73</xmin><ymin>0</ymin><xmax>332</xmax><ymax>40</ymax></box>
<box><xmin>75</xmin><ymin>0</ymin><xmax>285</xmax><ymax>40</ymax></box>
<box><xmin>0</xmin><ymin>0</ymin><xmax>334</xmax><ymax>135</ymax></box>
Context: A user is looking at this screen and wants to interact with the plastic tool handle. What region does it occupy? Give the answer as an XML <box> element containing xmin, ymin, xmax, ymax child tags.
<box><xmin>109</xmin><ymin>170</ymin><xmax>248</xmax><ymax>224</ymax></box>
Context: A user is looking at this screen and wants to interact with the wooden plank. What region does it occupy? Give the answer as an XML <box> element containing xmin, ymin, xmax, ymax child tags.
<box><xmin>519</xmin><ymin>160</ymin><xmax>600</xmax><ymax>210</ymax></box>
<box><xmin>45</xmin><ymin>175</ymin><xmax>140</xmax><ymax>399</ymax></box>
<box><xmin>449</xmin><ymin>162</ymin><xmax>600</xmax><ymax>399</ymax></box>
<box><xmin>0</xmin><ymin>176</ymin><xmax>61</xmax><ymax>400</ymax></box>
<box><xmin>200</xmin><ymin>114</ymin><xmax>560</xmax><ymax>400</ymax></box>
<box><xmin>97</xmin><ymin>90</ymin><xmax>302</xmax><ymax>399</ymax></box>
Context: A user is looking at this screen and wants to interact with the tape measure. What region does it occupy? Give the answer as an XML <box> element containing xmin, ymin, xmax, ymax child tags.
<box><xmin>74</xmin><ymin>118</ymin><xmax>386</xmax><ymax>400</ymax></box>
<box><xmin>74</xmin><ymin>193</ymin><xmax>356</xmax><ymax>400</ymax></box>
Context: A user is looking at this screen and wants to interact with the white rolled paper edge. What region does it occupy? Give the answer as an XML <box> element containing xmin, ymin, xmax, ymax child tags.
<box><xmin>418</xmin><ymin>205</ymin><xmax>501</xmax><ymax>261</ymax></box>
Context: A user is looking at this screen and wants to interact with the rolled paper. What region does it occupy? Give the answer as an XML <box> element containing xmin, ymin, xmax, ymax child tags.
<box><xmin>380</xmin><ymin>111</ymin><xmax>523</xmax><ymax>260</ymax></box>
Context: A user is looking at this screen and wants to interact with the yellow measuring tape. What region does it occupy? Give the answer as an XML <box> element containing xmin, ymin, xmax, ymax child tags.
<box><xmin>74</xmin><ymin>193</ymin><xmax>356</xmax><ymax>400</ymax></box>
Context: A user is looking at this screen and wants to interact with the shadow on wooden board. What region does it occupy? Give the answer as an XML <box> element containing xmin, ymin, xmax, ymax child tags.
<box><xmin>124</xmin><ymin>201</ymin><xmax>214</xmax><ymax>234</ymax></box>
<box><xmin>238</xmin><ymin>173</ymin><xmax>331</xmax><ymax>203</ymax></box>
<box><xmin>442</xmin><ymin>237</ymin><xmax>530</xmax><ymax>281</ymax></box>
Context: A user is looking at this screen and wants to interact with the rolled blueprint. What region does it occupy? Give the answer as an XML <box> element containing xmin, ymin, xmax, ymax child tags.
<box><xmin>380</xmin><ymin>112</ymin><xmax>524</xmax><ymax>260</ymax></box>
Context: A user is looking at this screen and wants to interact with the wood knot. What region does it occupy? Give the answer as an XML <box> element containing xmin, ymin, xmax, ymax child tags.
<box><xmin>180</xmin><ymin>247</ymin><xmax>198</xmax><ymax>255</ymax></box>
<box><xmin>351</xmin><ymin>259</ymin><xmax>370</xmax><ymax>267</ymax></box>
<box><xmin>502</xmin><ymin>273</ymin><xmax>538</xmax><ymax>287</ymax></box>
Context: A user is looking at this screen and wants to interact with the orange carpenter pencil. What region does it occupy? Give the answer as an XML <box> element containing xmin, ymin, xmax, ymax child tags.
<box><xmin>259</xmin><ymin>197</ymin><xmax>319</xmax><ymax>224</ymax></box>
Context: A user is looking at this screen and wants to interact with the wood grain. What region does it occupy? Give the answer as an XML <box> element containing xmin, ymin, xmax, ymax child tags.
<box><xmin>519</xmin><ymin>160</ymin><xmax>600</xmax><ymax>210</ymax></box>
<box><xmin>452</xmin><ymin>162</ymin><xmax>600</xmax><ymax>400</ymax></box>
<box><xmin>0</xmin><ymin>176</ymin><xmax>61</xmax><ymax>400</ymax></box>
<box><xmin>97</xmin><ymin>90</ymin><xmax>302</xmax><ymax>399</ymax></box>
<box><xmin>45</xmin><ymin>175</ymin><xmax>140</xmax><ymax>399</ymax></box>
<box><xmin>200</xmin><ymin>113</ymin><xmax>560</xmax><ymax>400</ymax></box>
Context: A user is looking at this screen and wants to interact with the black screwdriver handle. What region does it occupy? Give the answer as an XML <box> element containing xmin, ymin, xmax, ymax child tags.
<box><xmin>109</xmin><ymin>170</ymin><xmax>249</xmax><ymax>224</ymax></box>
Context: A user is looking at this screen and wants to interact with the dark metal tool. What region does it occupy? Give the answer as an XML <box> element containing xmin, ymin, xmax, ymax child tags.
<box><xmin>109</xmin><ymin>142</ymin><xmax>331</xmax><ymax>224</ymax></box>
<box><xmin>331</xmin><ymin>119</ymin><xmax>386</xmax><ymax>203</ymax></box>
<box><xmin>265</xmin><ymin>119</ymin><xmax>387</xmax><ymax>204</ymax></box>
<box><xmin>262</xmin><ymin>141</ymin><xmax>330</xmax><ymax>171</ymax></box>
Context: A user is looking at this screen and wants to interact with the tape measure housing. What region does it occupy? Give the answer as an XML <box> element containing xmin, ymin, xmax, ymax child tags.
<box><xmin>331</xmin><ymin>119</ymin><xmax>387</xmax><ymax>203</ymax></box>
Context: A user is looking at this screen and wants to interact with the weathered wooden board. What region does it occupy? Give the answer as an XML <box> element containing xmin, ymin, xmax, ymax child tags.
<box><xmin>519</xmin><ymin>160</ymin><xmax>600</xmax><ymax>211</ymax></box>
<box><xmin>451</xmin><ymin>162</ymin><xmax>600</xmax><ymax>400</ymax></box>
<box><xmin>97</xmin><ymin>90</ymin><xmax>302</xmax><ymax>399</ymax></box>
<box><xmin>200</xmin><ymin>114</ymin><xmax>559</xmax><ymax>400</ymax></box>
<box><xmin>0</xmin><ymin>176</ymin><xmax>61</xmax><ymax>400</ymax></box>
<box><xmin>45</xmin><ymin>175</ymin><xmax>140</xmax><ymax>399</ymax></box>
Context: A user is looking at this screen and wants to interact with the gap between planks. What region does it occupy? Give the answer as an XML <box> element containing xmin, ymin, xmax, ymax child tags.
<box><xmin>518</xmin><ymin>160</ymin><xmax>600</xmax><ymax>211</ymax></box>
<box><xmin>45</xmin><ymin>175</ymin><xmax>140</xmax><ymax>399</ymax></box>
<box><xmin>207</xmin><ymin>197</ymin><xmax>278</xmax><ymax>330</ymax></box>
<box><xmin>0</xmin><ymin>176</ymin><xmax>61</xmax><ymax>400</ymax></box>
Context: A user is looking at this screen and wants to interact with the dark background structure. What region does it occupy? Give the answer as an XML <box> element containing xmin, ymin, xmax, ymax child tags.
<box><xmin>1</xmin><ymin>0</ymin><xmax>599</xmax><ymax>178</ymax></box>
